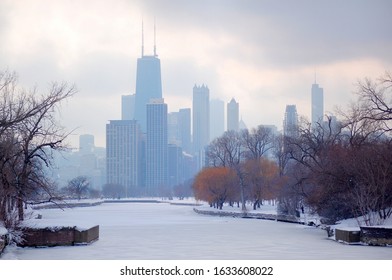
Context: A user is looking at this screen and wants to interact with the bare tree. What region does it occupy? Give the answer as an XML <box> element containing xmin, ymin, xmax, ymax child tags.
<box><xmin>356</xmin><ymin>71</ymin><xmax>392</xmax><ymax>133</ymax></box>
<box><xmin>173</xmin><ymin>180</ymin><xmax>193</xmax><ymax>200</ymax></box>
<box><xmin>64</xmin><ymin>176</ymin><xmax>90</xmax><ymax>200</ymax></box>
<box><xmin>102</xmin><ymin>183</ymin><xmax>126</xmax><ymax>199</ymax></box>
<box><xmin>206</xmin><ymin>130</ymin><xmax>248</xmax><ymax>210</ymax></box>
<box><xmin>0</xmin><ymin>70</ymin><xmax>75</xmax><ymax>225</ymax></box>
<box><xmin>282</xmin><ymin>117</ymin><xmax>355</xmax><ymax>222</ymax></box>
<box><xmin>271</xmin><ymin>134</ymin><xmax>291</xmax><ymax>177</ymax></box>
<box><xmin>348</xmin><ymin>142</ymin><xmax>392</xmax><ymax>225</ymax></box>
<box><xmin>241</xmin><ymin>125</ymin><xmax>274</xmax><ymax>160</ymax></box>
<box><xmin>244</xmin><ymin>158</ymin><xmax>282</xmax><ymax>210</ymax></box>
<box><xmin>283</xmin><ymin>80</ymin><xmax>392</xmax><ymax>225</ymax></box>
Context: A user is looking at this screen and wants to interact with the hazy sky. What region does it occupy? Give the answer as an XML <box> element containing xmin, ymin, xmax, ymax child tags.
<box><xmin>1</xmin><ymin>0</ymin><xmax>391</xmax><ymax>148</ymax></box>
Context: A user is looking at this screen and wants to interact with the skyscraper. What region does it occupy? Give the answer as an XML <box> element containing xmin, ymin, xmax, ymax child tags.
<box><xmin>168</xmin><ymin>112</ymin><xmax>180</xmax><ymax>146</ymax></box>
<box><xmin>283</xmin><ymin>105</ymin><xmax>298</xmax><ymax>138</ymax></box>
<box><xmin>192</xmin><ymin>84</ymin><xmax>209</xmax><ymax>170</ymax></box>
<box><xmin>239</xmin><ymin>118</ymin><xmax>247</xmax><ymax>131</ymax></box>
<box><xmin>311</xmin><ymin>82</ymin><xmax>324</xmax><ymax>127</ymax></box>
<box><xmin>79</xmin><ymin>134</ymin><xmax>95</xmax><ymax>154</ymax></box>
<box><xmin>210</xmin><ymin>98</ymin><xmax>225</xmax><ymax>140</ymax></box>
<box><xmin>168</xmin><ymin>144</ymin><xmax>182</xmax><ymax>187</ymax></box>
<box><xmin>121</xmin><ymin>94</ymin><xmax>135</xmax><ymax>120</ymax></box>
<box><xmin>178</xmin><ymin>108</ymin><xmax>191</xmax><ymax>154</ymax></box>
<box><xmin>227</xmin><ymin>98</ymin><xmax>239</xmax><ymax>132</ymax></box>
<box><xmin>134</xmin><ymin>23</ymin><xmax>162</xmax><ymax>132</ymax></box>
<box><xmin>146</xmin><ymin>98</ymin><xmax>168</xmax><ymax>193</ymax></box>
<box><xmin>106</xmin><ymin>120</ymin><xmax>141</xmax><ymax>195</ymax></box>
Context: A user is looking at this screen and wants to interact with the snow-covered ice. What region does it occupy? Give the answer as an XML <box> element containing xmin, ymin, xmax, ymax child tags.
<box><xmin>1</xmin><ymin>201</ymin><xmax>392</xmax><ymax>260</ymax></box>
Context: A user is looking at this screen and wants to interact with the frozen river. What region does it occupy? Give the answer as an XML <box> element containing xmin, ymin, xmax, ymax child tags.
<box><xmin>2</xmin><ymin>202</ymin><xmax>392</xmax><ymax>260</ymax></box>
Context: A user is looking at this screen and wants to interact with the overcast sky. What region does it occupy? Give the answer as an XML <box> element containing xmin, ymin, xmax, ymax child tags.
<box><xmin>1</xmin><ymin>0</ymin><xmax>391</xmax><ymax>148</ymax></box>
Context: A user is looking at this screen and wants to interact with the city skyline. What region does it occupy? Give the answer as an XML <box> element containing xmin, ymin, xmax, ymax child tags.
<box><xmin>0</xmin><ymin>0</ymin><xmax>391</xmax><ymax>148</ymax></box>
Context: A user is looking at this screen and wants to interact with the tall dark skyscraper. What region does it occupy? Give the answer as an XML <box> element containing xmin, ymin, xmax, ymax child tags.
<box><xmin>283</xmin><ymin>104</ymin><xmax>298</xmax><ymax>138</ymax></box>
<box><xmin>134</xmin><ymin>22</ymin><xmax>162</xmax><ymax>133</ymax></box>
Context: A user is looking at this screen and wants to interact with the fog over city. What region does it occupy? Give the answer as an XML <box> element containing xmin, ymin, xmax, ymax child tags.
<box><xmin>0</xmin><ymin>0</ymin><xmax>391</xmax><ymax>148</ymax></box>
<box><xmin>3</xmin><ymin>1</ymin><xmax>392</xmax><ymax>269</ymax></box>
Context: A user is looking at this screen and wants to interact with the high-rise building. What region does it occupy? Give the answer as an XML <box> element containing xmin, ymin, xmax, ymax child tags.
<box><xmin>178</xmin><ymin>108</ymin><xmax>191</xmax><ymax>154</ymax></box>
<box><xmin>134</xmin><ymin>23</ymin><xmax>162</xmax><ymax>133</ymax></box>
<box><xmin>168</xmin><ymin>144</ymin><xmax>182</xmax><ymax>188</ymax></box>
<box><xmin>192</xmin><ymin>84</ymin><xmax>209</xmax><ymax>170</ymax></box>
<box><xmin>146</xmin><ymin>98</ymin><xmax>168</xmax><ymax>193</ymax></box>
<box><xmin>168</xmin><ymin>109</ymin><xmax>192</xmax><ymax>155</ymax></box>
<box><xmin>121</xmin><ymin>94</ymin><xmax>135</xmax><ymax>120</ymax></box>
<box><xmin>311</xmin><ymin>83</ymin><xmax>324</xmax><ymax>127</ymax></box>
<box><xmin>79</xmin><ymin>134</ymin><xmax>98</xmax><ymax>188</ymax></box>
<box><xmin>283</xmin><ymin>105</ymin><xmax>298</xmax><ymax>138</ymax></box>
<box><xmin>168</xmin><ymin>112</ymin><xmax>180</xmax><ymax>146</ymax></box>
<box><xmin>79</xmin><ymin>134</ymin><xmax>95</xmax><ymax>154</ymax></box>
<box><xmin>106</xmin><ymin>120</ymin><xmax>141</xmax><ymax>195</ymax></box>
<box><xmin>210</xmin><ymin>99</ymin><xmax>225</xmax><ymax>140</ymax></box>
<box><xmin>227</xmin><ymin>98</ymin><xmax>239</xmax><ymax>132</ymax></box>
<box><xmin>239</xmin><ymin>118</ymin><xmax>247</xmax><ymax>131</ymax></box>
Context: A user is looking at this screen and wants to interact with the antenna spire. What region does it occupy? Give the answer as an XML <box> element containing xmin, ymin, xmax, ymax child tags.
<box><xmin>141</xmin><ymin>19</ymin><xmax>144</xmax><ymax>57</ymax></box>
<box><xmin>154</xmin><ymin>17</ymin><xmax>157</xmax><ymax>57</ymax></box>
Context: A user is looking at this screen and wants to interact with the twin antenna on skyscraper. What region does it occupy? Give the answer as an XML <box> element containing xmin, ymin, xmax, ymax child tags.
<box><xmin>141</xmin><ymin>18</ymin><xmax>157</xmax><ymax>57</ymax></box>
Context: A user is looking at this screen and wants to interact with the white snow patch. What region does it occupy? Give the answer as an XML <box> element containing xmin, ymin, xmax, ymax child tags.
<box><xmin>0</xmin><ymin>226</ymin><xmax>7</xmax><ymax>236</ymax></box>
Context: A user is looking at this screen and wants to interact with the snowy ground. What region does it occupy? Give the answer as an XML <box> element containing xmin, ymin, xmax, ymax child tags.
<box><xmin>1</xmin><ymin>201</ymin><xmax>392</xmax><ymax>260</ymax></box>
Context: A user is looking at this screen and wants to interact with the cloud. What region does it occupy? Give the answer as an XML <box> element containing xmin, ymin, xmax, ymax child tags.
<box><xmin>1</xmin><ymin>0</ymin><xmax>392</xmax><ymax>147</ymax></box>
<box><xmin>140</xmin><ymin>0</ymin><xmax>392</xmax><ymax>68</ymax></box>
<box><xmin>68</xmin><ymin>51</ymin><xmax>134</xmax><ymax>97</ymax></box>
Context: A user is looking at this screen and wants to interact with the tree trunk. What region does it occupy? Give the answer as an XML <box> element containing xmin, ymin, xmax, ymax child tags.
<box><xmin>253</xmin><ymin>200</ymin><xmax>258</xmax><ymax>210</ymax></box>
<box><xmin>235</xmin><ymin>166</ymin><xmax>247</xmax><ymax>211</ymax></box>
<box><xmin>18</xmin><ymin>195</ymin><xmax>24</xmax><ymax>221</ymax></box>
<box><xmin>0</xmin><ymin>197</ymin><xmax>5</xmax><ymax>222</ymax></box>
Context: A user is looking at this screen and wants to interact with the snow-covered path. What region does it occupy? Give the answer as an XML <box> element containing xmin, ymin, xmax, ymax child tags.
<box><xmin>2</xmin><ymin>202</ymin><xmax>392</xmax><ymax>260</ymax></box>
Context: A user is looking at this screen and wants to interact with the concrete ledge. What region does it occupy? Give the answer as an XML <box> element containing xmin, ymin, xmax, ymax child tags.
<box><xmin>335</xmin><ymin>228</ymin><xmax>361</xmax><ymax>244</ymax></box>
<box><xmin>361</xmin><ymin>226</ymin><xmax>392</xmax><ymax>246</ymax></box>
<box><xmin>104</xmin><ymin>199</ymin><xmax>161</xmax><ymax>203</ymax></box>
<box><xmin>193</xmin><ymin>208</ymin><xmax>301</xmax><ymax>224</ymax></box>
<box><xmin>169</xmin><ymin>202</ymin><xmax>203</xmax><ymax>206</ymax></box>
<box><xmin>74</xmin><ymin>225</ymin><xmax>99</xmax><ymax>245</ymax></box>
<box><xmin>20</xmin><ymin>226</ymin><xmax>75</xmax><ymax>247</ymax></box>
<box><xmin>33</xmin><ymin>201</ymin><xmax>103</xmax><ymax>210</ymax></box>
<box><xmin>19</xmin><ymin>225</ymin><xmax>99</xmax><ymax>247</ymax></box>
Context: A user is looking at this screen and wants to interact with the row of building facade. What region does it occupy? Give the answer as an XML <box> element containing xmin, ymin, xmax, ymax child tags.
<box><xmin>50</xmin><ymin>80</ymin><xmax>326</xmax><ymax>196</ymax></box>
<box><xmin>51</xmin><ymin>30</ymin><xmax>328</xmax><ymax>196</ymax></box>
<box><xmin>106</xmin><ymin>37</ymin><xmax>247</xmax><ymax>196</ymax></box>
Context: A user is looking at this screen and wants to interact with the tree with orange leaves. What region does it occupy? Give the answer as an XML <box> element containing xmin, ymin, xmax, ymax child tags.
<box><xmin>192</xmin><ymin>167</ymin><xmax>239</xmax><ymax>209</ymax></box>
